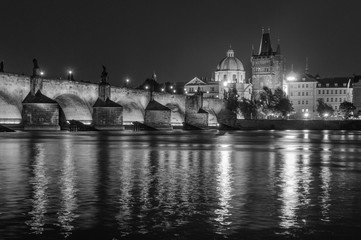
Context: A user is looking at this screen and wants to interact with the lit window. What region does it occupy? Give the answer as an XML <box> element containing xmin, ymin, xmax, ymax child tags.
<box><xmin>343</xmin><ymin>83</ymin><xmax>346</xmax><ymax>87</ymax></box>
<box><xmin>326</xmin><ymin>83</ymin><xmax>329</xmax><ymax>87</ymax></box>
<box><xmin>335</xmin><ymin>83</ymin><xmax>338</xmax><ymax>87</ymax></box>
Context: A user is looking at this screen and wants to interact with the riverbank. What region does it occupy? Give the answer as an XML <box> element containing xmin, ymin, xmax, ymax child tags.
<box><xmin>236</xmin><ymin>119</ymin><xmax>361</xmax><ymax>130</ymax></box>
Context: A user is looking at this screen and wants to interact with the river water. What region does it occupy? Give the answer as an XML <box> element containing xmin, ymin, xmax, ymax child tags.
<box><xmin>1</xmin><ymin>130</ymin><xmax>361</xmax><ymax>240</ymax></box>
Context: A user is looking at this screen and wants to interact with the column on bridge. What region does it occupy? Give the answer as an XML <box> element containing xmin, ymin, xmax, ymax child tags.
<box><xmin>92</xmin><ymin>66</ymin><xmax>124</xmax><ymax>130</ymax></box>
<box><xmin>184</xmin><ymin>89</ymin><xmax>209</xmax><ymax>130</ymax></box>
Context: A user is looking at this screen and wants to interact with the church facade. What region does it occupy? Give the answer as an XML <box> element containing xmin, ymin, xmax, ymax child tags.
<box><xmin>251</xmin><ymin>30</ymin><xmax>285</xmax><ymax>99</ymax></box>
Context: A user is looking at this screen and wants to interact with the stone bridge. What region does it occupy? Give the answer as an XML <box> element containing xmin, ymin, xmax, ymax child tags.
<box><xmin>0</xmin><ymin>72</ymin><xmax>224</xmax><ymax>126</ymax></box>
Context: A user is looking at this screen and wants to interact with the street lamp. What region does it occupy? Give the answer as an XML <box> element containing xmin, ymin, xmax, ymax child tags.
<box><xmin>68</xmin><ymin>70</ymin><xmax>73</xmax><ymax>80</ymax></box>
<box><xmin>173</xmin><ymin>90</ymin><xmax>176</xmax><ymax>93</ymax></box>
<box><xmin>145</xmin><ymin>86</ymin><xmax>149</xmax><ymax>90</ymax></box>
<box><xmin>126</xmin><ymin>78</ymin><xmax>129</xmax><ymax>87</ymax></box>
<box><xmin>161</xmin><ymin>88</ymin><xmax>164</xmax><ymax>92</ymax></box>
<box><xmin>40</xmin><ymin>71</ymin><xmax>44</xmax><ymax>76</ymax></box>
<box><xmin>170</xmin><ymin>85</ymin><xmax>173</xmax><ymax>89</ymax></box>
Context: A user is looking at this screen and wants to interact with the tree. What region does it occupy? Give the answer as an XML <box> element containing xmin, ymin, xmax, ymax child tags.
<box><xmin>339</xmin><ymin>101</ymin><xmax>356</xmax><ymax>119</ymax></box>
<box><xmin>316</xmin><ymin>98</ymin><xmax>334</xmax><ymax>118</ymax></box>
<box><xmin>238</xmin><ymin>98</ymin><xmax>258</xmax><ymax>119</ymax></box>
<box><xmin>258</xmin><ymin>87</ymin><xmax>293</xmax><ymax>118</ymax></box>
<box><xmin>225</xmin><ymin>87</ymin><xmax>239</xmax><ymax>113</ymax></box>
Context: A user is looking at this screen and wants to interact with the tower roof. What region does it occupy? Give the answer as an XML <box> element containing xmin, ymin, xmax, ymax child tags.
<box><xmin>259</xmin><ymin>33</ymin><xmax>273</xmax><ymax>56</ymax></box>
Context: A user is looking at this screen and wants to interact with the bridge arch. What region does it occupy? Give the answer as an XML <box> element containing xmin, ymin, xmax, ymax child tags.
<box><xmin>54</xmin><ymin>94</ymin><xmax>93</xmax><ymax>125</ymax></box>
<box><xmin>0</xmin><ymin>90</ymin><xmax>22</xmax><ymax>124</ymax></box>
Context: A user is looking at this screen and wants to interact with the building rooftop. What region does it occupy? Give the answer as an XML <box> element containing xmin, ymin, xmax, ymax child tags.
<box><xmin>93</xmin><ymin>98</ymin><xmax>123</xmax><ymax>108</ymax></box>
<box><xmin>145</xmin><ymin>100</ymin><xmax>170</xmax><ymax>111</ymax></box>
<box><xmin>22</xmin><ymin>90</ymin><xmax>57</xmax><ymax>104</ymax></box>
<box><xmin>316</xmin><ymin>77</ymin><xmax>353</xmax><ymax>88</ymax></box>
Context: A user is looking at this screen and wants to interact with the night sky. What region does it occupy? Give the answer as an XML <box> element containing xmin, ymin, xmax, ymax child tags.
<box><xmin>1</xmin><ymin>0</ymin><xmax>360</xmax><ymax>87</ymax></box>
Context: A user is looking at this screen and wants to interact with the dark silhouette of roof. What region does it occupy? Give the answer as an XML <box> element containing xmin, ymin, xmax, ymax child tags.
<box><xmin>145</xmin><ymin>100</ymin><xmax>170</xmax><ymax>111</ymax></box>
<box><xmin>22</xmin><ymin>90</ymin><xmax>57</xmax><ymax>104</ymax></box>
<box><xmin>316</xmin><ymin>77</ymin><xmax>353</xmax><ymax>88</ymax></box>
<box><xmin>93</xmin><ymin>98</ymin><xmax>123</xmax><ymax>108</ymax></box>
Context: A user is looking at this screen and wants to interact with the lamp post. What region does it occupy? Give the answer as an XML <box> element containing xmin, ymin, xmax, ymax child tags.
<box><xmin>126</xmin><ymin>78</ymin><xmax>130</xmax><ymax>87</ymax></box>
<box><xmin>68</xmin><ymin>70</ymin><xmax>73</xmax><ymax>80</ymax></box>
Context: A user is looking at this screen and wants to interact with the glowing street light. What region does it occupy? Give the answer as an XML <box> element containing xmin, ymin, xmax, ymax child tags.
<box><xmin>145</xmin><ymin>86</ymin><xmax>149</xmax><ymax>90</ymax></box>
<box><xmin>161</xmin><ymin>88</ymin><xmax>164</xmax><ymax>92</ymax></box>
<box><xmin>40</xmin><ymin>71</ymin><xmax>44</xmax><ymax>76</ymax></box>
<box><xmin>170</xmin><ymin>85</ymin><xmax>173</xmax><ymax>89</ymax></box>
<box><xmin>304</xmin><ymin>113</ymin><xmax>309</xmax><ymax>118</ymax></box>
<box><xmin>173</xmin><ymin>90</ymin><xmax>176</xmax><ymax>93</ymax></box>
<box><xmin>223</xmin><ymin>81</ymin><xmax>228</xmax><ymax>87</ymax></box>
<box><xmin>324</xmin><ymin>113</ymin><xmax>329</xmax><ymax>118</ymax></box>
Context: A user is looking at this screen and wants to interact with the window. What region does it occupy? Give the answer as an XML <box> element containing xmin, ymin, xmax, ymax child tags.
<box><xmin>189</xmin><ymin>87</ymin><xmax>194</xmax><ymax>92</ymax></box>
<box><xmin>331</xmin><ymin>98</ymin><xmax>333</xmax><ymax>102</ymax></box>
<box><xmin>302</xmin><ymin>92</ymin><xmax>304</xmax><ymax>96</ymax></box>
<box><xmin>233</xmin><ymin>74</ymin><xmax>237</xmax><ymax>82</ymax></box>
<box><xmin>211</xmin><ymin>87</ymin><xmax>215</xmax><ymax>91</ymax></box>
<box><xmin>306</xmin><ymin>92</ymin><xmax>308</xmax><ymax>96</ymax></box>
<box><xmin>318</xmin><ymin>90</ymin><xmax>321</xmax><ymax>94</ymax></box>
<box><xmin>343</xmin><ymin>83</ymin><xmax>346</xmax><ymax>87</ymax></box>
<box><xmin>335</xmin><ymin>98</ymin><xmax>337</xmax><ymax>102</ymax></box>
<box><xmin>318</xmin><ymin>83</ymin><xmax>321</xmax><ymax>87</ymax></box>
<box><xmin>335</xmin><ymin>90</ymin><xmax>337</xmax><ymax>94</ymax></box>
<box><xmin>331</xmin><ymin>90</ymin><xmax>333</xmax><ymax>94</ymax></box>
<box><xmin>327</xmin><ymin>98</ymin><xmax>329</xmax><ymax>102</ymax></box>
<box><xmin>302</xmin><ymin>84</ymin><xmax>304</xmax><ymax>88</ymax></box>
<box><xmin>223</xmin><ymin>74</ymin><xmax>227</xmax><ymax>80</ymax></box>
<box><xmin>306</xmin><ymin>109</ymin><xmax>309</xmax><ymax>112</ymax></box>
<box><xmin>298</xmin><ymin>92</ymin><xmax>300</xmax><ymax>96</ymax></box>
<box><xmin>306</xmin><ymin>84</ymin><xmax>309</xmax><ymax>88</ymax></box>
<box><xmin>340</xmin><ymin>98</ymin><xmax>342</xmax><ymax>102</ymax></box>
<box><xmin>322</xmin><ymin>90</ymin><xmax>325</xmax><ymax>94</ymax></box>
<box><xmin>326</xmin><ymin>83</ymin><xmax>329</xmax><ymax>87</ymax></box>
<box><xmin>335</xmin><ymin>106</ymin><xmax>338</xmax><ymax>110</ymax></box>
<box><xmin>298</xmin><ymin>84</ymin><xmax>300</xmax><ymax>88</ymax></box>
<box><xmin>306</xmin><ymin>100</ymin><xmax>308</xmax><ymax>104</ymax></box>
<box><xmin>298</xmin><ymin>100</ymin><xmax>301</xmax><ymax>104</ymax></box>
<box><xmin>291</xmin><ymin>92</ymin><xmax>293</xmax><ymax>96</ymax></box>
<box><xmin>344</xmin><ymin>98</ymin><xmax>346</xmax><ymax>101</ymax></box>
<box><xmin>335</xmin><ymin>83</ymin><xmax>338</xmax><ymax>87</ymax></box>
<box><xmin>344</xmin><ymin>90</ymin><xmax>346</xmax><ymax>94</ymax></box>
<box><xmin>302</xmin><ymin>100</ymin><xmax>304</xmax><ymax>104</ymax></box>
<box><xmin>326</xmin><ymin>90</ymin><xmax>329</xmax><ymax>94</ymax></box>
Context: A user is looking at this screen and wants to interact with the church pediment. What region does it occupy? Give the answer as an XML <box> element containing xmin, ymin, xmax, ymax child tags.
<box><xmin>185</xmin><ymin>77</ymin><xmax>206</xmax><ymax>86</ymax></box>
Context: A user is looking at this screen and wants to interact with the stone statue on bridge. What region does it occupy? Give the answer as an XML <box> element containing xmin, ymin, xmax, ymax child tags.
<box><xmin>0</xmin><ymin>61</ymin><xmax>4</xmax><ymax>72</ymax></box>
<box><xmin>32</xmin><ymin>58</ymin><xmax>40</xmax><ymax>77</ymax></box>
<box><xmin>101</xmin><ymin>65</ymin><xmax>108</xmax><ymax>84</ymax></box>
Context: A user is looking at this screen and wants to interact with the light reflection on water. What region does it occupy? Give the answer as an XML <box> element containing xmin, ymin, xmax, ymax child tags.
<box><xmin>1</xmin><ymin>130</ymin><xmax>361</xmax><ymax>239</ymax></box>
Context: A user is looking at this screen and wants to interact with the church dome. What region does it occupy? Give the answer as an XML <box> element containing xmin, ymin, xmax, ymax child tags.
<box><xmin>216</xmin><ymin>48</ymin><xmax>244</xmax><ymax>71</ymax></box>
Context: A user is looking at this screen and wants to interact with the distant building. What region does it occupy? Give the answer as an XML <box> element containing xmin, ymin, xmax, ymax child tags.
<box><xmin>184</xmin><ymin>77</ymin><xmax>219</xmax><ymax>98</ymax></box>
<box><xmin>286</xmin><ymin>71</ymin><xmax>353</xmax><ymax>118</ymax></box>
<box><xmin>251</xmin><ymin>29</ymin><xmax>284</xmax><ymax>99</ymax></box>
<box><xmin>353</xmin><ymin>75</ymin><xmax>361</xmax><ymax>115</ymax></box>
<box><xmin>184</xmin><ymin>47</ymin><xmax>252</xmax><ymax>99</ymax></box>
